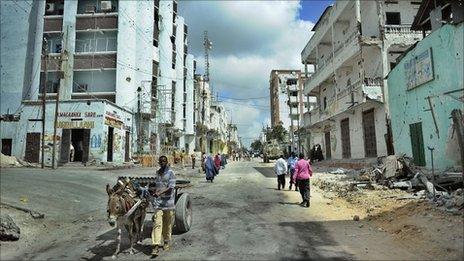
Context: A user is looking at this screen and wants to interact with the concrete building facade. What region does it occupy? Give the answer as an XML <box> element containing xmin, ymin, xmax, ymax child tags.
<box><xmin>0</xmin><ymin>0</ymin><xmax>196</xmax><ymax>164</ymax></box>
<box><xmin>300</xmin><ymin>0</ymin><xmax>423</xmax><ymax>160</ymax></box>
<box><xmin>269</xmin><ymin>70</ymin><xmax>308</xmax><ymax>153</ymax></box>
<box><xmin>387</xmin><ymin>0</ymin><xmax>463</xmax><ymax>170</ymax></box>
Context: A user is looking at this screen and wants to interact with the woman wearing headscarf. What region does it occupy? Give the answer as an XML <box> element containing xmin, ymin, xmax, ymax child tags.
<box><xmin>205</xmin><ymin>154</ymin><xmax>217</xmax><ymax>182</ymax></box>
<box><xmin>214</xmin><ymin>153</ymin><xmax>221</xmax><ymax>174</ymax></box>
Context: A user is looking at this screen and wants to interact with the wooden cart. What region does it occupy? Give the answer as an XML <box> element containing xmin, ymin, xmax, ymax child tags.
<box><xmin>117</xmin><ymin>176</ymin><xmax>193</xmax><ymax>233</ymax></box>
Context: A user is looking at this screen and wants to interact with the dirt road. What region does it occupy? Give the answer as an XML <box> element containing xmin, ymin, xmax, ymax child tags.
<box><xmin>1</xmin><ymin>160</ymin><xmax>461</xmax><ymax>260</ymax></box>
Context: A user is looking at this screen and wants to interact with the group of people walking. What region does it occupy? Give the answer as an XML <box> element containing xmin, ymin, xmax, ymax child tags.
<box><xmin>274</xmin><ymin>153</ymin><xmax>312</xmax><ymax>208</ymax></box>
<box><xmin>201</xmin><ymin>153</ymin><xmax>228</xmax><ymax>182</ymax></box>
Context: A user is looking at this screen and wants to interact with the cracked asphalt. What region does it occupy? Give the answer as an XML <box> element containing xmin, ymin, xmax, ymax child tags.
<box><xmin>1</xmin><ymin>159</ymin><xmax>433</xmax><ymax>260</ymax></box>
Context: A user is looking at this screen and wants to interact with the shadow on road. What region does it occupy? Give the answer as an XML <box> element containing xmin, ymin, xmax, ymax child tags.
<box><xmin>254</xmin><ymin>167</ymin><xmax>275</xmax><ymax>178</ymax></box>
<box><xmin>278</xmin><ymin>220</ymin><xmax>355</xmax><ymax>260</ymax></box>
<box><xmin>84</xmin><ymin>220</ymin><xmax>154</xmax><ymax>260</ymax></box>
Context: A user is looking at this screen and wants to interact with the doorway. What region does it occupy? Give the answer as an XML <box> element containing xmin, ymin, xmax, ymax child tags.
<box><xmin>362</xmin><ymin>109</ymin><xmax>377</xmax><ymax>157</ymax></box>
<box><xmin>1</xmin><ymin>139</ymin><xmax>12</xmax><ymax>156</ymax></box>
<box><xmin>107</xmin><ymin>127</ymin><xmax>114</xmax><ymax>162</ymax></box>
<box><xmin>125</xmin><ymin>131</ymin><xmax>130</xmax><ymax>162</ymax></box>
<box><xmin>324</xmin><ymin>131</ymin><xmax>331</xmax><ymax>159</ymax></box>
<box><xmin>341</xmin><ymin>118</ymin><xmax>351</xmax><ymax>158</ymax></box>
<box><xmin>25</xmin><ymin>133</ymin><xmax>40</xmax><ymax>163</ymax></box>
<box><xmin>70</xmin><ymin>129</ymin><xmax>90</xmax><ymax>162</ymax></box>
<box><xmin>409</xmin><ymin>122</ymin><xmax>426</xmax><ymax>166</ymax></box>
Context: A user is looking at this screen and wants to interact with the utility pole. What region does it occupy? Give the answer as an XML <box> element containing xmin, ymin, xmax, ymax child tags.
<box><xmin>51</xmin><ymin>84</ymin><xmax>61</xmax><ymax>169</ymax></box>
<box><xmin>203</xmin><ymin>31</ymin><xmax>212</xmax><ymax>82</ymax></box>
<box><xmin>41</xmin><ymin>38</ymin><xmax>49</xmax><ymax>169</ymax></box>
<box><xmin>137</xmin><ymin>87</ymin><xmax>142</xmax><ymax>154</ymax></box>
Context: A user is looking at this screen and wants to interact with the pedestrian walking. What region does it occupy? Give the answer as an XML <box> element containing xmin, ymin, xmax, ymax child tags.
<box><xmin>214</xmin><ymin>153</ymin><xmax>221</xmax><ymax>174</ymax></box>
<box><xmin>191</xmin><ymin>152</ymin><xmax>196</xmax><ymax>169</ymax></box>
<box><xmin>293</xmin><ymin>153</ymin><xmax>312</xmax><ymax>207</ymax></box>
<box><xmin>221</xmin><ymin>153</ymin><xmax>228</xmax><ymax>169</ymax></box>
<box><xmin>205</xmin><ymin>154</ymin><xmax>217</xmax><ymax>182</ymax></box>
<box><xmin>287</xmin><ymin>152</ymin><xmax>298</xmax><ymax>191</ymax></box>
<box><xmin>151</xmin><ymin>155</ymin><xmax>176</xmax><ymax>257</ymax></box>
<box><xmin>274</xmin><ymin>155</ymin><xmax>287</xmax><ymax>190</ymax></box>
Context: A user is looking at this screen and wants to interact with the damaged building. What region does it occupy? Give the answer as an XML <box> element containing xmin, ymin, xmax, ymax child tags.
<box><xmin>0</xmin><ymin>0</ymin><xmax>196</xmax><ymax>165</ymax></box>
<box><xmin>300</xmin><ymin>0</ymin><xmax>423</xmax><ymax>160</ymax></box>
<box><xmin>387</xmin><ymin>0</ymin><xmax>464</xmax><ymax>170</ymax></box>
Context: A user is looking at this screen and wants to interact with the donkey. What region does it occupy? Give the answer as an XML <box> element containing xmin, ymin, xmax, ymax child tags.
<box><xmin>106</xmin><ymin>180</ymin><xmax>147</xmax><ymax>257</ymax></box>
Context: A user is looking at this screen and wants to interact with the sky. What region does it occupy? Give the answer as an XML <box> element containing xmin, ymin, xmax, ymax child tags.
<box><xmin>179</xmin><ymin>0</ymin><xmax>333</xmax><ymax>147</ymax></box>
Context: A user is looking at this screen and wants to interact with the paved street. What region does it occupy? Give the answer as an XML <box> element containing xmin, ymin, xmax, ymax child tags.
<box><xmin>0</xmin><ymin>160</ymin><xmax>440</xmax><ymax>260</ymax></box>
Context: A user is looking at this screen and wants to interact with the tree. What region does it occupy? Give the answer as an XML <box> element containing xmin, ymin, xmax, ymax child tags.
<box><xmin>250</xmin><ymin>140</ymin><xmax>263</xmax><ymax>152</ymax></box>
<box><xmin>266</xmin><ymin>124</ymin><xmax>288</xmax><ymax>143</ymax></box>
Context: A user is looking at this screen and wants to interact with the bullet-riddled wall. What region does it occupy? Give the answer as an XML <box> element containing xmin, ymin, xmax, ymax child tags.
<box><xmin>387</xmin><ymin>23</ymin><xmax>464</xmax><ymax>170</ymax></box>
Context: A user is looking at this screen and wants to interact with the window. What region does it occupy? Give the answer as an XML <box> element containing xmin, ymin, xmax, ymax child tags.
<box><xmin>386</xmin><ymin>12</ymin><xmax>401</xmax><ymax>25</ymax></box>
<box><xmin>286</xmin><ymin>78</ymin><xmax>297</xmax><ymax>85</ymax></box>
<box><xmin>323</xmin><ymin>97</ymin><xmax>327</xmax><ymax>110</ymax></box>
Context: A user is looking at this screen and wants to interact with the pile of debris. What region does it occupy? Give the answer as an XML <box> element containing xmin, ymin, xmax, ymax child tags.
<box><xmin>354</xmin><ymin>155</ymin><xmax>463</xmax><ymax>211</ymax></box>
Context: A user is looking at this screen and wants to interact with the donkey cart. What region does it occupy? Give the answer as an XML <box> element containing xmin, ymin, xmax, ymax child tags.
<box><xmin>117</xmin><ymin>176</ymin><xmax>193</xmax><ymax>233</ymax></box>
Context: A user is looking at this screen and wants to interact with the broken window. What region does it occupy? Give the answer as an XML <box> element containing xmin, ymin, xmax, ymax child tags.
<box><xmin>386</xmin><ymin>12</ymin><xmax>401</xmax><ymax>25</ymax></box>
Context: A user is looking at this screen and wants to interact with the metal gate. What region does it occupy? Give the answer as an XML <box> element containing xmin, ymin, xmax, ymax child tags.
<box><xmin>409</xmin><ymin>122</ymin><xmax>426</xmax><ymax>166</ymax></box>
<box><xmin>324</xmin><ymin>131</ymin><xmax>331</xmax><ymax>159</ymax></box>
<box><xmin>25</xmin><ymin>133</ymin><xmax>40</xmax><ymax>163</ymax></box>
<box><xmin>362</xmin><ymin>109</ymin><xmax>377</xmax><ymax>157</ymax></box>
<box><xmin>341</xmin><ymin>118</ymin><xmax>351</xmax><ymax>158</ymax></box>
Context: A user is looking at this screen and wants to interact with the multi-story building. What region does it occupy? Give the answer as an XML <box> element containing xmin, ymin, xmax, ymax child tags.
<box><xmin>300</xmin><ymin>0</ymin><xmax>423</xmax><ymax>160</ymax></box>
<box><xmin>269</xmin><ymin>70</ymin><xmax>308</xmax><ymax>153</ymax></box>
<box><xmin>0</xmin><ymin>0</ymin><xmax>195</xmax><ymax>164</ymax></box>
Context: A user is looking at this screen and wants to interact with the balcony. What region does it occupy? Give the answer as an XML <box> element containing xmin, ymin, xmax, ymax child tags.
<box><xmin>303</xmin><ymin>79</ymin><xmax>383</xmax><ymax>128</ymax></box>
<box><xmin>73</xmin><ymin>53</ymin><xmax>117</xmax><ymax>70</ymax></box>
<box><xmin>75</xmin><ymin>32</ymin><xmax>117</xmax><ymax>53</ymax></box>
<box><xmin>43</xmin><ymin>16</ymin><xmax>63</xmax><ymax>33</ymax></box>
<box><xmin>304</xmin><ymin>32</ymin><xmax>361</xmax><ymax>94</ymax></box>
<box><xmin>76</xmin><ymin>14</ymin><xmax>118</xmax><ymax>31</ymax></box>
<box><xmin>301</xmin><ymin>0</ymin><xmax>351</xmax><ymax>62</ymax></box>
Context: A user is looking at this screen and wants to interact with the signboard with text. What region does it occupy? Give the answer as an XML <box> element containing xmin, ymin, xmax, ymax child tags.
<box><xmin>405</xmin><ymin>48</ymin><xmax>434</xmax><ymax>90</ymax></box>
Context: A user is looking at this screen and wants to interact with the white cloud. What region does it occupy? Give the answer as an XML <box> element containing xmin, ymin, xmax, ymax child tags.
<box><xmin>180</xmin><ymin>1</ymin><xmax>314</xmax><ymax>146</ymax></box>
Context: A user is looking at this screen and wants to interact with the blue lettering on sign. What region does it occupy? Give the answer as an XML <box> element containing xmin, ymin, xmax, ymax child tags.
<box><xmin>91</xmin><ymin>134</ymin><xmax>102</xmax><ymax>148</ymax></box>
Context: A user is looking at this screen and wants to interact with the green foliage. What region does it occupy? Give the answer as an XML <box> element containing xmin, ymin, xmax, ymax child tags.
<box><xmin>250</xmin><ymin>140</ymin><xmax>263</xmax><ymax>152</ymax></box>
<box><xmin>266</xmin><ymin>124</ymin><xmax>288</xmax><ymax>142</ymax></box>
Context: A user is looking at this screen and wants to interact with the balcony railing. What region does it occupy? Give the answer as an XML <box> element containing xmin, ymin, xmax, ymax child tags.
<box><xmin>76</xmin><ymin>15</ymin><xmax>118</xmax><ymax>31</ymax></box>
<box><xmin>383</xmin><ymin>24</ymin><xmax>420</xmax><ymax>34</ymax></box>
<box><xmin>75</xmin><ymin>37</ymin><xmax>117</xmax><ymax>53</ymax></box>
<box><xmin>73</xmin><ymin>53</ymin><xmax>117</xmax><ymax>70</ymax></box>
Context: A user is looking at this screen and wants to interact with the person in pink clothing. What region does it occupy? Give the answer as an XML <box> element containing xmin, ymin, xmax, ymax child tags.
<box><xmin>293</xmin><ymin>153</ymin><xmax>312</xmax><ymax>207</ymax></box>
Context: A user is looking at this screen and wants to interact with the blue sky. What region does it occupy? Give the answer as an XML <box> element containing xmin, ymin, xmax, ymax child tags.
<box><xmin>180</xmin><ymin>1</ymin><xmax>333</xmax><ymax>146</ymax></box>
<box><xmin>299</xmin><ymin>0</ymin><xmax>333</xmax><ymax>22</ymax></box>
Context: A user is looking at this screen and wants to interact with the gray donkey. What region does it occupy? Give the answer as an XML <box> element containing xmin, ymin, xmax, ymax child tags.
<box><xmin>106</xmin><ymin>179</ymin><xmax>147</xmax><ymax>257</ymax></box>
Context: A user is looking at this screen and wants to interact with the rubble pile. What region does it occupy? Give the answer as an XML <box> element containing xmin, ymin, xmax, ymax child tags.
<box><xmin>0</xmin><ymin>214</ymin><xmax>20</xmax><ymax>241</ymax></box>
<box><xmin>316</xmin><ymin>154</ymin><xmax>464</xmax><ymax>213</ymax></box>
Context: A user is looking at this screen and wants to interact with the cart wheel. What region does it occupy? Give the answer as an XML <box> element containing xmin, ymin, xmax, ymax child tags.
<box><xmin>174</xmin><ymin>193</ymin><xmax>192</xmax><ymax>233</ymax></box>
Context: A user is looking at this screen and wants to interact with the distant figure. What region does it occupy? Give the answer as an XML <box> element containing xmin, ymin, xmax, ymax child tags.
<box><xmin>191</xmin><ymin>152</ymin><xmax>196</xmax><ymax>169</ymax></box>
<box><xmin>293</xmin><ymin>153</ymin><xmax>313</xmax><ymax>208</ymax></box>
<box><xmin>274</xmin><ymin>155</ymin><xmax>287</xmax><ymax>190</ymax></box>
<box><xmin>287</xmin><ymin>152</ymin><xmax>298</xmax><ymax>191</ymax></box>
<box><xmin>205</xmin><ymin>154</ymin><xmax>217</xmax><ymax>182</ymax></box>
<box><xmin>310</xmin><ymin>144</ymin><xmax>324</xmax><ymax>162</ymax></box>
<box><xmin>221</xmin><ymin>153</ymin><xmax>228</xmax><ymax>169</ymax></box>
<box><xmin>201</xmin><ymin>152</ymin><xmax>207</xmax><ymax>173</ymax></box>
<box><xmin>235</xmin><ymin>152</ymin><xmax>239</xmax><ymax>161</ymax></box>
<box><xmin>214</xmin><ymin>154</ymin><xmax>221</xmax><ymax>174</ymax></box>
<box><xmin>69</xmin><ymin>143</ymin><xmax>75</xmax><ymax>162</ymax></box>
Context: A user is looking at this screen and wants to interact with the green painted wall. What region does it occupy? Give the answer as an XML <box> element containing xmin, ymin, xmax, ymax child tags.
<box><xmin>387</xmin><ymin>23</ymin><xmax>463</xmax><ymax>170</ymax></box>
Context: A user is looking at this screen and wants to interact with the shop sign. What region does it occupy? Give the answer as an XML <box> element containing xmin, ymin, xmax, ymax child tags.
<box><xmin>405</xmin><ymin>48</ymin><xmax>434</xmax><ymax>90</ymax></box>
<box><xmin>57</xmin><ymin>121</ymin><xmax>95</xmax><ymax>129</ymax></box>
<box><xmin>58</xmin><ymin>112</ymin><xmax>98</xmax><ymax>118</ymax></box>
<box><xmin>105</xmin><ymin>116</ymin><xmax>124</xmax><ymax>129</ymax></box>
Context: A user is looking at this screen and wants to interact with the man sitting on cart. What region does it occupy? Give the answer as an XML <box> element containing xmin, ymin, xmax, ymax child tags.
<box><xmin>151</xmin><ymin>155</ymin><xmax>176</xmax><ymax>257</ymax></box>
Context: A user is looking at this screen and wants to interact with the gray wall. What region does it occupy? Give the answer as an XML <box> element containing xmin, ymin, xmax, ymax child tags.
<box><xmin>0</xmin><ymin>0</ymin><xmax>43</xmax><ymax>114</ymax></box>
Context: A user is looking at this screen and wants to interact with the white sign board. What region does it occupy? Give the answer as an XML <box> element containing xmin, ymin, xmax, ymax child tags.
<box><xmin>405</xmin><ymin>48</ymin><xmax>434</xmax><ymax>90</ymax></box>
